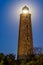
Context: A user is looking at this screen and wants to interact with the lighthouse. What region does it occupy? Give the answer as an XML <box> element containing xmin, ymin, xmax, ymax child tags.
<box><xmin>17</xmin><ymin>6</ymin><xmax>33</xmax><ymax>59</ymax></box>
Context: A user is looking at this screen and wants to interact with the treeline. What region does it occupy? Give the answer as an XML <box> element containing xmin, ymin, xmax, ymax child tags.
<box><xmin>0</xmin><ymin>53</ymin><xmax>43</xmax><ymax>65</ymax></box>
<box><xmin>0</xmin><ymin>53</ymin><xmax>17</xmax><ymax>65</ymax></box>
<box><xmin>19</xmin><ymin>54</ymin><xmax>43</xmax><ymax>65</ymax></box>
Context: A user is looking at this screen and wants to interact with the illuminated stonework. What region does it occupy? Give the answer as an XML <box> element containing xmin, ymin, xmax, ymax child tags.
<box><xmin>17</xmin><ymin>6</ymin><xmax>33</xmax><ymax>59</ymax></box>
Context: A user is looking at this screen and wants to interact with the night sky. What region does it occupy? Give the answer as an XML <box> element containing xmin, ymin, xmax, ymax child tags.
<box><xmin>0</xmin><ymin>0</ymin><xmax>43</xmax><ymax>56</ymax></box>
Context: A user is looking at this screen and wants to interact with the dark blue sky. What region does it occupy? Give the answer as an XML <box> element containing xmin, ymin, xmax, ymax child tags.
<box><xmin>0</xmin><ymin>0</ymin><xmax>43</xmax><ymax>56</ymax></box>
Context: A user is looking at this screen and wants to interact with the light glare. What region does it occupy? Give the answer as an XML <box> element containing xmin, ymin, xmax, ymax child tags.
<box><xmin>22</xmin><ymin>9</ymin><xmax>29</xmax><ymax>14</ymax></box>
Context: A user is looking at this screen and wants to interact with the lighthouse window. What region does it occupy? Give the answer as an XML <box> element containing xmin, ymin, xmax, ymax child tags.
<box><xmin>26</xmin><ymin>25</ymin><xmax>28</xmax><ymax>28</ymax></box>
<box><xmin>27</xmin><ymin>37</ymin><xmax>28</xmax><ymax>40</ymax></box>
<box><xmin>26</xmin><ymin>16</ymin><xmax>28</xmax><ymax>19</ymax></box>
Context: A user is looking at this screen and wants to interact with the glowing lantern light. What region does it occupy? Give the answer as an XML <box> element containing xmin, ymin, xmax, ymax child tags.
<box><xmin>22</xmin><ymin>6</ymin><xmax>29</xmax><ymax>14</ymax></box>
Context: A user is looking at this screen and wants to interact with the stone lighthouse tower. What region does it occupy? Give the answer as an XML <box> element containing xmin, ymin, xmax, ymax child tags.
<box><xmin>17</xmin><ymin>6</ymin><xmax>33</xmax><ymax>59</ymax></box>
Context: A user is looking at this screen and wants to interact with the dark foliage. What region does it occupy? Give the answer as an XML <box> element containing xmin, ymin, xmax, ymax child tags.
<box><xmin>0</xmin><ymin>53</ymin><xmax>43</xmax><ymax>65</ymax></box>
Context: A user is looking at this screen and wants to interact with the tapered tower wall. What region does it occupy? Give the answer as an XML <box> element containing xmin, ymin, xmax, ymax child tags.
<box><xmin>17</xmin><ymin>13</ymin><xmax>33</xmax><ymax>59</ymax></box>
